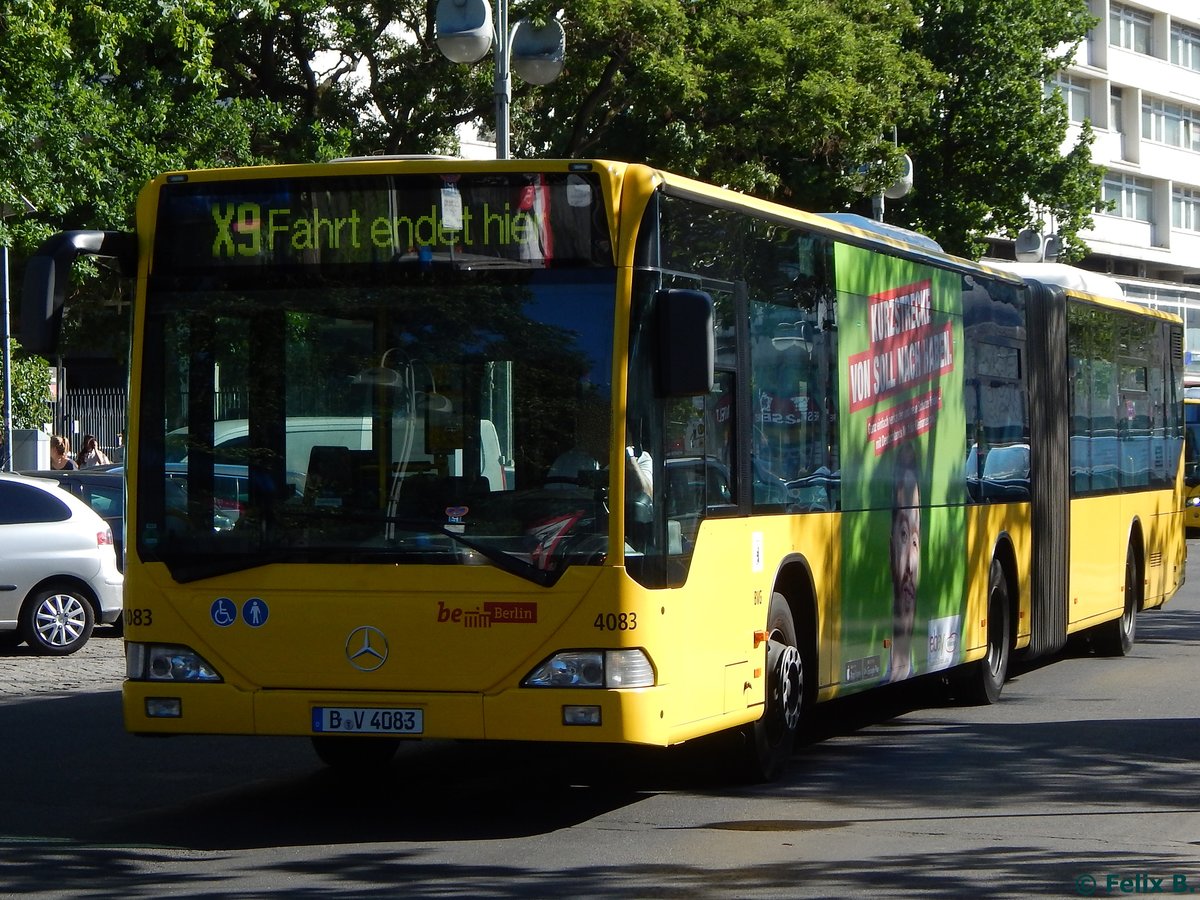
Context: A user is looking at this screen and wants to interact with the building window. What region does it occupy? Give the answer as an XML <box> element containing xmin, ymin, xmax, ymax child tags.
<box><xmin>1103</xmin><ymin>173</ymin><xmax>1152</xmax><ymax>221</ymax></box>
<box><xmin>1171</xmin><ymin>23</ymin><xmax>1200</xmax><ymax>71</ymax></box>
<box><xmin>1110</xmin><ymin>3</ymin><xmax>1153</xmax><ymax>55</ymax></box>
<box><xmin>1173</xmin><ymin>187</ymin><xmax>1200</xmax><ymax>232</ymax></box>
<box><xmin>1050</xmin><ymin>75</ymin><xmax>1091</xmax><ymax>123</ymax></box>
<box><xmin>1141</xmin><ymin>97</ymin><xmax>1200</xmax><ymax>152</ymax></box>
<box><xmin>1111</xmin><ymin>87</ymin><xmax>1124</xmax><ymax>133</ymax></box>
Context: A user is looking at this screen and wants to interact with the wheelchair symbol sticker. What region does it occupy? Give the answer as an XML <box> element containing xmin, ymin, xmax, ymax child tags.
<box><xmin>211</xmin><ymin>597</ymin><xmax>237</xmax><ymax>627</ymax></box>
<box><xmin>242</xmin><ymin>598</ymin><xmax>269</xmax><ymax>628</ymax></box>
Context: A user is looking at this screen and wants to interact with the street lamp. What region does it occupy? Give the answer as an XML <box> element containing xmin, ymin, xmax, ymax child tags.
<box><xmin>1</xmin><ymin>193</ymin><xmax>36</xmax><ymax>472</ymax></box>
<box><xmin>435</xmin><ymin>0</ymin><xmax>566</xmax><ymax>160</ymax></box>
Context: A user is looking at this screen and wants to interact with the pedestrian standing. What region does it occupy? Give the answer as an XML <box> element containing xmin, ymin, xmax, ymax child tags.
<box><xmin>50</xmin><ymin>435</ymin><xmax>78</xmax><ymax>470</ymax></box>
<box><xmin>77</xmin><ymin>434</ymin><xmax>112</xmax><ymax>468</ymax></box>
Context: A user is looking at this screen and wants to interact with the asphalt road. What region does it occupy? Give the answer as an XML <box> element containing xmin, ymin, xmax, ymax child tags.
<box><xmin>1</xmin><ymin>550</ymin><xmax>1198</xmax><ymax>899</ymax></box>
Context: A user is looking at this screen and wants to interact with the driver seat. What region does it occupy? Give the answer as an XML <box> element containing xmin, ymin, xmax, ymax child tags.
<box><xmin>546</xmin><ymin>449</ymin><xmax>599</xmax><ymax>487</ymax></box>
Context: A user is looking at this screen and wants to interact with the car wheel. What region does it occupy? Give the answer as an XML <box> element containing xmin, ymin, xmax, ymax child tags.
<box><xmin>20</xmin><ymin>586</ymin><xmax>96</xmax><ymax>655</ymax></box>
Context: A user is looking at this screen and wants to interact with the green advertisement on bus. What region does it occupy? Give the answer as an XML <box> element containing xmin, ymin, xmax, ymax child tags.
<box><xmin>835</xmin><ymin>244</ymin><xmax>968</xmax><ymax>688</ymax></box>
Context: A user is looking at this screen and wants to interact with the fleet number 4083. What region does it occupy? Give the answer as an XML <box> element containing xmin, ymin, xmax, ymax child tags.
<box><xmin>594</xmin><ymin>612</ymin><xmax>637</xmax><ymax>631</ymax></box>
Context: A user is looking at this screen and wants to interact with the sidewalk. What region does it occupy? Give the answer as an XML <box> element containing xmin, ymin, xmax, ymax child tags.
<box><xmin>0</xmin><ymin>625</ymin><xmax>125</xmax><ymax>698</ymax></box>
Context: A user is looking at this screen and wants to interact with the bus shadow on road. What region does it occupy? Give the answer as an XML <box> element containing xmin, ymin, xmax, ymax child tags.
<box><xmin>0</xmin><ymin>595</ymin><xmax>1197</xmax><ymax>867</ymax></box>
<box><xmin>0</xmin><ymin>685</ymin><xmax>926</xmax><ymax>854</ymax></box>
<box><xmin>0</xmin><ymin>685</ymin><xmax>1197</xmax><ymax>898</ymax></box>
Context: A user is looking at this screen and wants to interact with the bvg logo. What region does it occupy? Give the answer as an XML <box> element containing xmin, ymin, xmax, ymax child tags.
<box><xmin>436</xmin><ymin>600</ymin><xmax>537</xmax><ymax>628</ymax></box>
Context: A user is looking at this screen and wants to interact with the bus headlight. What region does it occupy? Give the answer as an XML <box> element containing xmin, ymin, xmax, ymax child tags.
<box><xmin>127</xmin><ymin>643</ymin><xmax>222</xmax><ymax>682</ymax></box>
<box><xmin>522</xmin><ymin>649</ymin><xmax>655</xmax><ymax>688</ymax></box>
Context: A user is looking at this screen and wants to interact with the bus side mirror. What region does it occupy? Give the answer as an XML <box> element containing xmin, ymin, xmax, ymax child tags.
<box><xmin>21</xmin><ymin>230</ymin><xmax>137</xmax><ymax>355</ymax></box>
<box><xmin>655</xmin><ymin>288</ymin><xmax>713</xmax><ymax>397</ymax></box>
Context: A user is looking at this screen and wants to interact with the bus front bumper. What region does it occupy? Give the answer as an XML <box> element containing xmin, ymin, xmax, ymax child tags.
<box><xmin>122</xmin><ymin>681</ymin><xmax>681</xmax><ymax>747</ymax></box>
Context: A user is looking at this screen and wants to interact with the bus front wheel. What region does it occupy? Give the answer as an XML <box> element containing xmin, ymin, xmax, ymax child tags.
<box><xmin>743</xmin><ymin>593</ymin><xmax>804</xmax><ymax>782</ymax></box>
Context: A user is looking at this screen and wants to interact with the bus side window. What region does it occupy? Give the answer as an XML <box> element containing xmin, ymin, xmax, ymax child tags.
<box><xmin>663</xmin><ymin>370</ymin><xmax>737</xmax><ymax>549</ymax></box>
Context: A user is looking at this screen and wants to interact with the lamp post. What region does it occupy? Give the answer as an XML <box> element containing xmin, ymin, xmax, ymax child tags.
<box><xmin>1</xmin><ymin>194</ymin><xmax>35</xmax><ymax>472</ymax></box>
<box><xmin>1</xmin><ymin>240</ymin><xmax>11</xmax><ymax>472</ymax></box>
<box><xmin>435</xmin><ymin>0</ymin><xmax>566</xmax><ymax>160</ymax></box>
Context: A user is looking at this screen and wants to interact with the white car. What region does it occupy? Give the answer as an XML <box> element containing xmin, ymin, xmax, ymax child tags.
<box><xmin>0</xmin><ymin>472</ymin><xmax>124</xmax><ymax>655</ymax></box>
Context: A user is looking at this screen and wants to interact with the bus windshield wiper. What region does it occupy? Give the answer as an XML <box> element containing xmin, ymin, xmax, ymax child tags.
<box><xmin>158</xmin><ymin>521</ymin><xmax>565</xmax><ymax>587</ymax></box>
<box><xmin>388</xmin><ymin>518</ymin><xmax>560</xmax><ymax>588</ymax></box>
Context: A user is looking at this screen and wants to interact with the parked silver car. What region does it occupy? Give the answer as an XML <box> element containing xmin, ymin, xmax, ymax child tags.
<box><xmin>0</xmin><ymin>472</ymin><xmax>124</xmax><ymax>654</ymax></box>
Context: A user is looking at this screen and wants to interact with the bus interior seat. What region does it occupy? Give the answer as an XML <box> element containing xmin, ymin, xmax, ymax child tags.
<box><xmin>305</xmin><ymin>446</ymin><xmax>379</xmax><ymax>509</ymax></box>
<box><xmin>546</xmin><ymin>448</ymin><xmax>599</xmax><ymax>486</ymax></box>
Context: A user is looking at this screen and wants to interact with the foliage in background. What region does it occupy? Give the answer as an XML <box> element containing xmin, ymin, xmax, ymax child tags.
<box><xmin>1</xmin><ymin>338</ymin><xmax>51</xmax><ymax>435</ymax></box>
<box><xmin>0</xmin><ymin>0</ymin><xmax>300</xmax><ymax>360</ymax></box>
<box><xmin>895</xmin><ymin>0</ymin><xmax>1103</xmax><ymax>260</ymax></box>
<box><xmin>517</xmin><ymin>0</ymin><xmax>940</xmax><ymax>211</ymax></box>
<box><xmin>1</xmin><ymin>0</ymin><xmax>1105</xmax><ymax>419</ymax></box>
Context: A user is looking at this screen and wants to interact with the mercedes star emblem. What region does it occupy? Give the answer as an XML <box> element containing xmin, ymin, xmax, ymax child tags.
<box><xmin>345</xmin><ymin>625</ymin><xmax>389</xmax><ymax>672</ymax></box>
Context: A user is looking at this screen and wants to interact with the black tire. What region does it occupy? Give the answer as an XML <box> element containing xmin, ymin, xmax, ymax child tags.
<box><xmin>743</xmin><ymin>593</ymin><xmax>804</xmax><ymax>782</ymax></box>
<box><xmin>1094</xmin><ymin>545</ymin><xmax>1138</xmax><ymax>657</ymax></box>
<box><xmin>19</xmin><ymin>585</ymin><xmax>95</xmax><ymax>655</ymax></box>
<box><xmin>959</xmin><ymin>558</ymin><xmax>1011</xmax><ymax>705</ymax></box>
<box><xmin>311</xmin><ymin>736</ymin><xmax>400</xmax><ymax>769</ymax></box>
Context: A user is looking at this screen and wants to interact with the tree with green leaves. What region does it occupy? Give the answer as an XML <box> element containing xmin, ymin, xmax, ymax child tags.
<box><xmin>0</xmin><ymin>0</ymin><xmax>304</xmax><ymax>391</ymax></box>
<box><xmin>894</xmin><ymin>0</ymin><xmax>1104</xmax><ymax>260</ymax></box>
<box><xmin>0</xmin><ymin>337</ymin><xmax>51</xmax><ymax>456</ymax></box>
<box><xmin>2</xmin><ymin>338</ymin><xmax>50</xmax><ymax>427</ymax></box>
<box><xmin>510</xmin><ymin>0</ymin><xmax>940</xmax><ymax>210</ymax></box>
<box><xmin>1</xmin><ymin>0</ymin><xmax>1108</xmax><ymax>387</ymax></box>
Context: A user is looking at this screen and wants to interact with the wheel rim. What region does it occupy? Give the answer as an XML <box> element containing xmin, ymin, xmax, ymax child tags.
<box><xmin>984</xmin><ymin>564</ymin><xmax>1012</xmax><ymax>681</ymax></box>
<box><xmin>34</xmin><ymin>593</ymin><xmax>89</xmax><ymax>648</ymax></box>
<box><xmin>1123</xmin><ymin>555</ymin><xmax>1137</xmax><ymax>636</ymax></box>
<box><xmin>767</xmin><ymin>640</ymin><xmax>803</xmax><ymax>736</ymax></box>
<box><xmin>985</xmin><ymin>582</ymin><xmax>1006</xmax><ymax>678</ymax></box>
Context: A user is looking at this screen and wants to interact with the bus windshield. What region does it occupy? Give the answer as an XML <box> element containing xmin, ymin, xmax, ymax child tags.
<box><xmin>135</xmin><ymin>172</ymin><xmax>616</xmax><ymax>584</ymax></box>
<box><xmin>1185</xmin><ymin>392</ymin><xmax>1200</xmax><ymax>487</ymax></box>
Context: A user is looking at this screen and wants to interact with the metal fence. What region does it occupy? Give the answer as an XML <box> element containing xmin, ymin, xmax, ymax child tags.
<box><xmin>52</xmin><ymin>387</ymin><xmax>127</xmax><ymax>462</ymax></box>
<box><xmin>51</xmin><ymin>388</ymin><xmax>253</xmax><ymax>462</ymax></box>
<box><xmin>50</xmin><ymin>385</ymin><xmax>340</xmax><ymax>462</ymax></box>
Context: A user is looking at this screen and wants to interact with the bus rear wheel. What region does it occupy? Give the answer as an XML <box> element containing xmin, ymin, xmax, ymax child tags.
<box><xmin>742</xmin><ymin>593</ymin><xmax>804</xmax><ymax>782</ymax></box>
<box><xmin>311</xmin><ymin>736</ymin><xmax>400</xmax><ymax>769</ymax></box>
<box><xmin>957</xmin><ymin>557</ymin><xmax>1010</xmax><ymax>705</ymax></box>
<box><xmin>1094</xmin><ymin>545</ymin><xmax>1138</xmax><ymax>657</ymax></box>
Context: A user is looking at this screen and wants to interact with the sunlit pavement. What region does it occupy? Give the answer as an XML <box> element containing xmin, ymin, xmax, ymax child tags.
<box><xmin>0</xmin><ymin>626</ymin><xmax>124</xmax><ymax>700</ymax></box>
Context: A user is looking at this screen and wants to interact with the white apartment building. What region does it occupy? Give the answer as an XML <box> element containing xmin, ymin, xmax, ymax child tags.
<box><xmin>1053</xmin><ymin>0</ymin><xmax>1200</xmax><ymax>378</ymax></box>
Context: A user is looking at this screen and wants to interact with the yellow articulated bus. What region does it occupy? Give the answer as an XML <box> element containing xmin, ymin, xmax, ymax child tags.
<box><xmin>22</xmin><ymin>159</ymin><xmax>1186</xmax><ymax>780</ymax></box>
<box><xmin>1185</xmin><ymin>387</ymin><xmax>1200</xmax><ymax>531</ymax></box>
